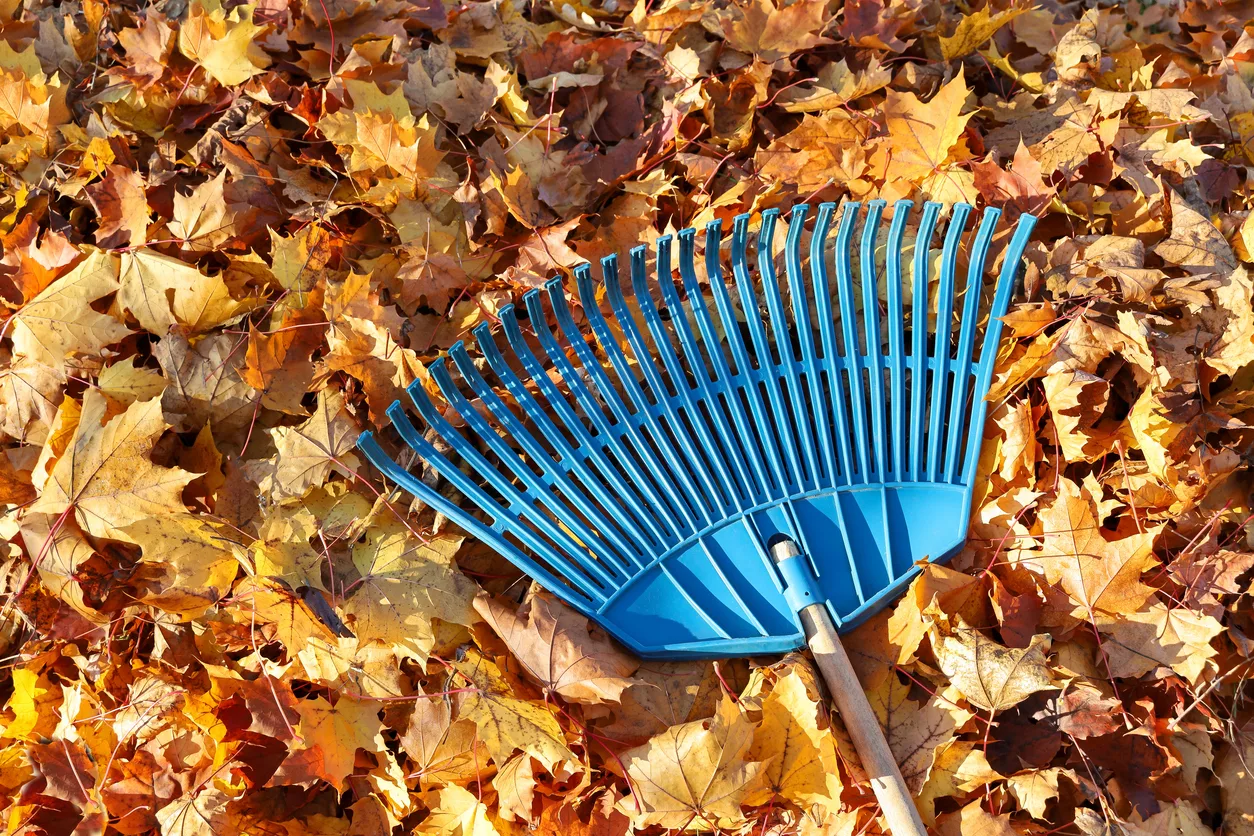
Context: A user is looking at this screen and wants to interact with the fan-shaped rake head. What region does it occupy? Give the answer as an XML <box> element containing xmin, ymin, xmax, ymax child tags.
<box><xmin>360</xmin><ymin>200</ymin><xmax>1036</xmax><ymax>658</ymax></box>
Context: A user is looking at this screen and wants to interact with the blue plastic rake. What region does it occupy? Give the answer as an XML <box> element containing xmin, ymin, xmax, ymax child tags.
<box><xmin>361</xmin><ymin>199</ymin><xmax>1034</xmax><ymax>832</ymax></box>
<box><xmin>361</xmin><ymin>198</ymin><xmax>1033</xmax><ymax>657</ymax></box>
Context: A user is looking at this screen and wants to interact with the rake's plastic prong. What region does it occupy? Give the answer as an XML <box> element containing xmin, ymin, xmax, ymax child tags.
<box><xmin>788</xmin><ymin>204</ymin><xmax>831</xmax><ymax>486</ymax></box>
<box><xmin>424</xmin><ymin>358</ymin><xmax>631</xmax><ymax>585</ymax></box>
<box><xmin>445</xmin><ymin>340</ymin><xmax>643</xmax><ymax>574</ymax></box>
<box><xmin>676</xmin><ymin>227</ymin><xmax>776</xmax><ymax>499</ymax></box>
<box><xmin>834</xmin><ymin>202</ymin><xmax>871</xmax><ymax>482</ymax></box>
<box><xmin>781</xmin><ymin>205</ymin><xmax>825</xmax><ymax>487</ymax></box>
<box><xmin>579</xmin><ymin>259</ymin><xmax>715</xmax><ymax>527</ymax></box>
<box><xmin>544</xmin><ymin>279</ymin><xmax>702</xmax><ymax>535</ymax></box>
<box><xmin>513</xmin><ymin>291</ymin><xmax>682</xmax><ymax>548</ymax></box>
<box><xmin>762</xmin><ymin>208</ymin><xmax>821</xmax><ymax>489</ymax></box>
<box><xmin>482</xmin><ymin>312</ymin><xmax>665</xmax><ymax>558</ymax></box>
<box><xmin>961</xmin><ymin>212</ymin><xmax>1038</xmax><ymax>490</ymax></box>
<box><xmin>885</xmin><ymin>200</ymin><xmax>913</xmax><ymax>481</ymax></box>
<box><xmin>811</xmin><ymin>202</ymin><xmax>854</xmax><ymax>484</ymax></box>
<box><xmin>731</xmin><ymin>212</ymin><xmax>804</xmax><ymax>491</ymax></box>
<box><xmin>614</xmin><ymin>241</ymin><xmax>732</xmax><ymax>513</ymax></box>
<box><xmin>631</xmin><ymin>238</ymin><xmax>753</xmax><ymax>512</ymax></box>
<box><xmin>860</xmin><ymin>199</ymin><xmax>888</xmax><ymax>479</ymax></box>
<box><xmin>391</xmin><ymin>393</ymin><xmax>615</xmax><ymax>601</ymax></box>
<box><xmin>358</xmin><ymin>431</ymin><xmax>604</xmax><ymax>610</ymax></box>
<box><xmin>909</xmin><ymin>202</ymin><xmax>943</xmax><ymax>480</ymax></box>
<box><xmin>944</xmin><ymin>207</ymin><xmax>1001</xmax><ymax>483</ymax></box>
<box><xmin>926</xmin><ymin>203</ymin><xmax>972</xmax><ymax>481</ymax></box>
<box><xmin>704</xmin><ymin>218</ymin><xmax>792</xmax><ymax>495</ymax></box>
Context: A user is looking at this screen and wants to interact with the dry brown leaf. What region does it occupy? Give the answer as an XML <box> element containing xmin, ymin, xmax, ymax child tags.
<box><xmin>935</xmin><ymin>631</ymin><xmax>1056</xmax><ymax>712</ymax></box>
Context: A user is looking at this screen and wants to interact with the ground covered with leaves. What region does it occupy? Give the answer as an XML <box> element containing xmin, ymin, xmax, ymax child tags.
<box><xmin>1</xmin><ymin>0</ymin><xmax>1253</xmax><ymax>834</ymax></box>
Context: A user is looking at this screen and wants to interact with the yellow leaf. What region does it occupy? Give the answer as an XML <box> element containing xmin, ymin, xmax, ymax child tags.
<box><xmin>9</xmin><ymin>250</ymin><xmax>130</xmax><ymax>368</ymax></box>
<box><xmin>343</xmin><ymin>503</ymin><xmax>476</xmax><ymax>664</ymax></box>
<box><xmin>916</xmin><ymin>741</ymin><xmax>1001</xmax><ymax>825</ymax></box>
<box><xmin>2</xmin><ymin>667</ymin><xmax>55</xmax><ymax>741</ymax></box>
<box><xmin>249</xmin><ymin>388</ymin><xmax>361</xmax><ymax>500</ymax></box>
<box><xmin>1154</xmin><ymin>189</ymin><xmax>1238</xmax><ymax>275</ymax></box>
<box><xmin>168</xmin><ymin>170</ymin><xmax>236</xmax><ymax>252</ymax></box>
<box><xmin>290</xmin><ymin>694</ymin><xmax>386</xmax><ymax>788</ymax></box>
<box><xmin>867</xmin><ymin>672</ymin><xmax>957</xmax><ymax>793</ymax></box>
<box><xmin>1100</xmin><ymin>602</ymin><xmax>1224</xmax><ymax>684</ymax></box>
<box><xmin>252</xmin><ymin>505</ymin><xmax>326</xmax><ymax>592</ymax></box>
<box><xmin>935</xmin><ymin>632</ymin><xmax>1056</xmax><ymax>712</ymax></box>
<box><xmin>30</xmin><ymin>392</ymin><xmax>197</xmax><ymax>540</ymax></box>
<box><xmin>123</xmin><ymin>512</ymin><xmax>242</xmax><ymax>619</ymax></box>
<box><xmin>178</xmin><ymin>0</ymin><xmax>270</xmax><ymax>86</ymax></box>
<box><xmin>937</xmin><ymin>798</ymin><xmax>1016</xmax><ymax>836</ymax></box>
<box><xmin>453</xmin><ymin>649</ymin><xmax>576</xmax><ymax>772</ymax></box>
<box><xmin>118</xmin><ymin>250</ymin><xmax>254</xmax><ymax>335</ymax></box>
<box><xmin>881</xmin><ymin>68</ymin><xmax>972</xmax><ymax>183</ymax></box>
<box><xmin>418</xmin><ymin>785</ymin><xmax>500</xmax><ymax>836</ymax></box>
<box><xmin>939</xmin><ymin>6</ymin><xmax>1027</xmax><ymax>60</ymax></box>
<box><xmin>1006</xmin><ymin>767</ymin><xmax>1071</xmax><ymax>820</ymax></box>
<box><xmin>1030</xmin><ymin>478</ymin><xmax>1161</xmax><ymax>617</ymax></box>
<box><xmin>748</xmin><ymin>666</ymin><xmax>842</xmax><ymax>810</ymax></box>
<box><xmin>619</xmin><ymin>695</ymin><xmax>763</xmax><ymax>830</ymax></box>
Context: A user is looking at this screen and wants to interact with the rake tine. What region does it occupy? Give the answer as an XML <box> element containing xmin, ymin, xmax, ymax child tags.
<box><xmin>629</xmin><ymin>239</ymin><xmax>753</xmax><ymax>512</ymax></box>
<box><xmin>359</xmin><ymin>429</ymin><xmax>605</xmax><ymax>610</ymax></box>
<box><xmin>860</xmin><ymin>199</ymin><xmax>888</xmax><ymax>479</ymax></box>
<box><xmin>425</xmin><ymin>358</ymin><xmax>631</xmax><ymax>584</ymax></box>
<box><xmin>762</xmin><ymin>208</ymin><xmax>821</xmax><ymax>489</ymax></box>
<box><xmin>511</xmin><ymin>293</ymin><xmax>680</xmax><ymax>547</ymax></box>
<box><xmin>608</xmin><ymin>248</ymin><xmax>734</xmax><ymax>514</ymax></box>
<box><xmin>445</xmin><ymin>340</ymin><xmax>643</xmax><ymax>573</ymax></box>
<box><xmin>788</xmin><ymin>204</ymin><xmax>834</xmax><ymax>487</ymax></box>
<box><xmin>811</xmin><ymin>202</ymin><xmax>855</xmax><ymax>484</ymax></box>
<box><xmin>704</xmin><ymin>219</ymin><xmax>791</xmax><ymax>496</ymax></box>
<box><xmin>731</xmin><ymin>213</ymin><xmax>804</xmax><ymax>492</ymax></box>
<box><xmin>676</xmin><ymin>227</ymin><xmax>776</xmax><ymax>499</ymax></box>
<box><xmin>390</xmin><ymin>393</ymin><xmax>614</xmax><ymax>600</ymax></box>
<box><xmin>944</xmin><ymin>207</ymin><xmax>1001</xmax><ymax>483</ymax></box>
<box><xmin>577</xmin><ymin>261</ymin><xmax>715</xmax><ymax>527</ymax></box>
<box><xmin>885</xmin><ymin>200</ymin><xmax>912</xmax><ymax>481</ymax></box>
<box><xmin>961</xmin><ymin>212</ymin><xmax>1038</xmax><ymax>490</ymax></box>
<box><xmin>541</xmin><ymin>283</ymin><xmax>702</xmax><ymax>536</ymax></box>
<box><xmin>909</xmin><ymin>202</ymin><xmax>943</xmax><ymax>481</ymax></box>
<box><xmin>926</xmin><ymin>203</ymin><xmax>972</xmax><ymax>482</ymax></box>
<box><xmin>834</xmin><ymin>202</ymin><xmax>871</xmax><ymax>482</ymax></box>
<box><xmin>479</xmin><ymin>315</ymin><xmax>664</xmax><ymax>559</ymax></box>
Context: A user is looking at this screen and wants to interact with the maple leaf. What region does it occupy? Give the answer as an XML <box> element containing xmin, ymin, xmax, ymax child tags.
<box><xmin>248</xmin><ymin>389</ymin><xmax>362</xmax><ymax>501</ymax></box>
<box><xmin>1028</xmin><ymin>479</ymin><xmax>1162</xmax><ymax>617</ymax></box>
<box><xmin>721</xmin><ymin>0</ymin><xmax>834</xmax><ymax>62</ymax></box>
<box><xmin>8</xmin><ymin>250</ymin><xmax>131</xmax><ymax>369</ymax></box>
<box><xmin>474</xmin><ymin>589</ymin><xmax>638</xmax><ymax>704</ymax></box>
<box><xmin>168</xmin><ymin>170</ymin><xmax>237</xmax><ymax>252</ymax></box>
<box><xmin>124</xmin><ymin>512</ymin><xmax>242</xmax><ymax>618</ymax></box>
<box><xmin>937</xmin><ymin>6</ymin><xmax>1027</xmax><ymax>60</ymax></box>
<box><xmin>86</xmin><ymin>165</ymin><xmax>149</xmax><ymax>248</ymax></box>
<box><xmin>118</xmin><ymin>250</ymin><xmax>255</xmax><ymax>335</ymax></box>
<box><xmin>935</xmin><ymin>632</ymin><xmax>1056</xmax><ymax>713</ymax></box>
<box><xmin>30</xmin><ymin>392</ymin><xmax>197</xmax><ymax>540</ymax></box>
<box><xmin>178</xmin><ymin>0</ymin><xmax>270</xmax><ymax>86</ymax></box>
<box><xmin>879</xmin><ymin>69</ymin><xmax>972</xmax><ymax>184</ymax></box>
<box><xmin>342</xmin><ymin>509</ymin><xmax>477</xmax><ymax>664</ymax></box>
<box><xmin>116</xmin><ymin>12</ymin><xmax>175</xmax><ymax>87</ymax></box>
<box><xmin>1154</xmin><ymin>189</ymin><xmax>1238</xmax><ymax>275</ymax></box>
<box><xmin>287</xmin><ymin>694</ymin><xmax>386</xmax><ymax>788</ymax></box>
<box><xmin>916</xmin><ymin>741</ymin><xmax>1000</xmax><ymax>825</ymax></box>
<box><xmin>453</xmin><ymin>649</ymin><xmax>577</xmax><ymax>773</ymax></box>
<box><xmin>747</xmin><ymin>666</ymin><xmax>842</xmax><ymax>810</ymax></box>
<box><xmin>619</xmin><ymin>695</ymin><xmax>763</xmax><ymax>830</ymax></box>
<box><xmin>1006</xmin><ymin>767</ymin><xmax>1071</xmax><ymax>820</ymax></box>
<box><xmin>1099</xmin><ymin>602</ymin><xmax>1224</xmax><ymax>683</ymax></box>
<box><xmin>418</xmin><ymin>786</ymin><xmax>500</xmax><ymax>836</ymax></box>
<box><xmin>867</xmin><ymin>670</ymin><xmax>959</xmax><ymax>792</ymax></box>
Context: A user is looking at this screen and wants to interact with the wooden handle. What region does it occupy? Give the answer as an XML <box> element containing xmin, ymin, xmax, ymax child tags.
<box><xmin>770</xmin><ymin>541</ymin><xmax>928</xmax><ymax>836</ymax></box>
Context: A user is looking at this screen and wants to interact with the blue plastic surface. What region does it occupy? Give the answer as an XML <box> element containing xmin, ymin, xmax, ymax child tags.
<box><xmin>358</xmin><ymin>201</ymin><xmax>1037</xmax><ymax>659</ymax></box>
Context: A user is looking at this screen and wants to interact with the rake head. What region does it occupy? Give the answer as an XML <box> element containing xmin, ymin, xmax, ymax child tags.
<box><xmin>360</xmin><ymin>200</ymin><xmax>1036</xmax><ymax>659</ymax></box>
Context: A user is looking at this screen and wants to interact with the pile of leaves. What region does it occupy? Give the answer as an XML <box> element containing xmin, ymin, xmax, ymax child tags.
<box><xmin>2</xmin><ymin>0</ymin><xmax>1254</xmax><ymax>833</ymax></box>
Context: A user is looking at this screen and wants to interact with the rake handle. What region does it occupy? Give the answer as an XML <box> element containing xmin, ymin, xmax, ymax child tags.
<box><xmin>771</xmin><ymin>542</ymin><xmax>928</xmax><ymax>836</ymax></box>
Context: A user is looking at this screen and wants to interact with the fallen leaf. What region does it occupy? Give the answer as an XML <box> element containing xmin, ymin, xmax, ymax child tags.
<box><xmin>935</xmin><ymin>632</ymin><xmax>1057</xmax><ymax>712</ymax></box>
